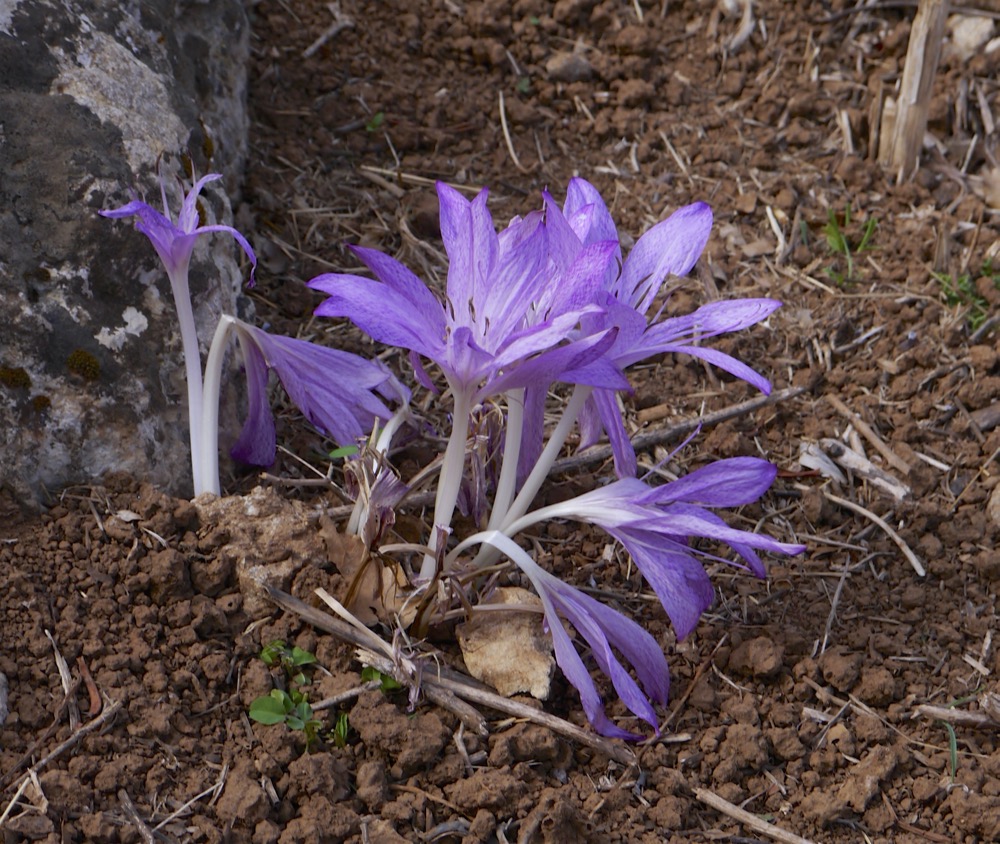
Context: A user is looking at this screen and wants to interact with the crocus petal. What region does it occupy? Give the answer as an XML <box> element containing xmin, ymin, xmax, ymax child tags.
<box><xmin>193</xmin><ymin>223</ymin><xmax>258</xmax><ymax>286</ymax></box>
<box><xmin>228</xmin><ymin>322</ymin><xmax>406</xmax><ymax>467</ymax></box>
<box><xmin>350</xmin><ymin>245</ymin><xmax>447</xmax><ymax>326</ymax></box>
<box><xmin>438</xmin><ymin>183</ymin><xmax>497</xmax><ymax>327</ymax></box>
<box><xmin>563</xmin><ymin>178</ymin><xmax>620</xmax><ymax>249</ymax></box>
<box><xmin>177</xmin><ymin>173</ymin><xmax>222</xmax><ymax>231</ymax></box>
<box><xmin>648</xmin><ymin>457</ymin><xmax>778</xmax><ymax>507</ymax></box>
<box><xmin>310</xmin><ymin>273</ymin><xmax>445</xmax><ymax>360</ymax></box>
<box><xmin>230</xmin><ymin>332</ymin><xmax>277</xmax><ymax>466</ymax></box>
<box><xmin>468</xmin><ymin>531</ymin><xmax>664</xmax><ymax>738</ymax></box>
<box><xmin>617</xmin><ymin>202</ymin><xmax>713</xmax><ymax>313</ymax></box>
<box><xmin>610</xmin><ymin>531</ymin><xmax>716</xmax><ymax>640</ymax></box>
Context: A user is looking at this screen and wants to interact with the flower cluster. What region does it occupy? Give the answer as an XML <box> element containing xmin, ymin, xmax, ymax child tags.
<box><xmin>309</xmin><ymin>179</ymin><xmax>804</xmax><ymax>736</ymax></box>
<box><xmin>104</xmin><ymin>172</ymin><xmax>804</xmax><ymax>738</ymax></box>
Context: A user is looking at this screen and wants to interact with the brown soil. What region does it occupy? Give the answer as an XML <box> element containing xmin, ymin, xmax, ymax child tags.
<box><xmin>4</xmin><ymin>0</ymin><xmax>1000</xmax><ymax>841</ymax></box>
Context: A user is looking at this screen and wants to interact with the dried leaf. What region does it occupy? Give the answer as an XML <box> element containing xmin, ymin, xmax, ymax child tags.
<box><xmin>457</xmin><ymin>587</ymin><xmax>554</xmax><ymax>700</ymax></box>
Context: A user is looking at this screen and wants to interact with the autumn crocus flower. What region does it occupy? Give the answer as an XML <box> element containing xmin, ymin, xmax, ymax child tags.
<box><xmin>100</xmin><ymin>173</ymin><xmax>256</xmax><ymax>493</ymax></box>
<box><xmin>308</xmin><ymin>182</ymin><xmax>628</xmax><ymax>578</ymax></box>
<box><xmin>496</xmin><ymin>457</ymin><xmax>806</xmax><ymax>639</ymax></box>
<box><xmin>452</xmin><ymin>459</ymin><xmax>804</xmax><ymax>737</ymax></box>
<box><xmin>198</xmin><ymin>316</ymin><xmax>409</xmax><ymax>494</ymax></box>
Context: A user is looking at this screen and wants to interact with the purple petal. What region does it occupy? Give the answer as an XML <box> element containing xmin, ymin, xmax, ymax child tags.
<box><xmin>438</xmin><ymin>183</ymin><xmax>497</xmax><ymax>326</ymax></box>
<box><xmin>230</xmin><ymin>332</ymin><xmax>277</xmax><ymax>466</ymax></box>
<box><xmin>617</xmin><ymin>202</ymin><xmax>713</xmax><ymax>313</ymax></box>
<box><xmin>614</xmin><ymin>532</ymin><xmax>716</xmax><ymax>640</ymax></box>
<box><xmin>310</xmin><ymin>273</ymin><xmax>445</xmax><ymax>360</ymax></box>
<box><xmin>177</xmin><ymin>173</ymin><xmax>222</xmax><ymax>231</ymax></box>
<box><xmin>649</xmin><ymin>457</ymin><xmax>778</xmax><ymax>507</ymax></box>
<box><xmin>350</xmin><ymin>245</ymin><xmax>445</xmax><ymax>322</ymax></box>
<box><xmin>563</xmin><ymin>178</ymin><xmax>620</xmax><ymax>249</ymax></box>
<box><xmin>194</xmin><ymin>223</ymin><xmax>258</xmax><ymax>286</ymax></box>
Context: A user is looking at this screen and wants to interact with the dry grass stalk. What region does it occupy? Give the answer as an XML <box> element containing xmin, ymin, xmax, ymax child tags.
<box><xmin>694</xmin><ymin>786</ymin><xmax>818</xmax><ymax>844</ymax></box>
<box><xmin>878</xmin><ymin>0</ymin><xmax>947</xmax><ymax>181</ymax></box>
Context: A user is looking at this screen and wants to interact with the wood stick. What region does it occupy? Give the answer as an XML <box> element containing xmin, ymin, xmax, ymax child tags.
<box><xmin>913</xmin><ymin>703</ymin><xmax>998</xmax><ymax>729</ymax></box>
<box><xmin>694</xmin><ymin>786</ymin><xmax>819</xmax><ymax>844</ymax></box>
<box><xmin>118</xmin><ymin>790</ymin><xmax>157</xmax><ymax>844</ymax></box>
<box><xmin>823</xmin><ymin>491</ymin><xmax>925</xmax><ymax>576</ymax></box>
<box><xmin>265</xmin><ymin>586</ymin><xmax>636</xmax><ymax>764</ymax></box>
<box><xmin>826</xmin><ymin>395</ymin><xmax>911</xmax><ymax>475</ymax></box>
<box><xmin>879</xmin><ymin>0</ymin><xmax>947</xmax><ymax>181</ymax></box>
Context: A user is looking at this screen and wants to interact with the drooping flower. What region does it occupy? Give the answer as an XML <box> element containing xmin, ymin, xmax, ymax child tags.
<box><xmin>198</xmin><ymin>316</ymin><xmax>409</xmax><ymax>493</ymax></box>
<box><xmin>502</xmin><ymin>457</ymin><xmax>806</xmax><ymax>640</ymax></box>
<box><xmin>100</xmin><ymin>173</ymin><xmax>257</xmax><ymax>286</ymax></box>
<box><xmin>456</xmin><ymin>530</ymin><xmax>669</xmax><ymax>739</ymax></box>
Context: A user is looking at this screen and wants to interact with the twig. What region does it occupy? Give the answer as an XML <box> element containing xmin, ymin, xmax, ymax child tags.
<box><xmin>0</xmin><ymin>679</ymin><xmax>82</xmax><ymax>791</ymax></box>
<box><xmin>118</xmin><ymin>790</ymin><xmax>157</xmax><ymax>844</ymax></box>
<box><xmin>554</xmin><ymin>385</ymin><xmax>808</xmax><ymax>475</ymax></box>
<box><xmin>302</xmin><ymin>3</ymin><xmax>354</xmax><ymax>59</ymax></box>
<box><xmin>152</xmin><ymin>763</ymin><xmax>229</xmax><ymax>832</ymax></box>
<box><xmin>45</xmin><ymin>631</ymin><xmax>80</xmax><ymax>730</ymax></box>
<box><xmin>265</xmin><ymin>586</ymin><xmax>635</xmax><ymax>764</ymax></box>
<box><xmin>694</xmin><ymin>787</ymin><xmax>818</xmax><ymax>844</ymax></box>
<box><xmin>27</xmin><ymin>698</ymin><xmax>121</xmax><ymax>776</ymax></box>
<box><xmin>913</xmin><ymin>703</ymin><xmax>999</xmax><ymax>729</ymax></box>
<box><xmin>826</xmin><ymin>395</ymin><xmax>911</xmax><ymax>475</ymax></box>
<box><xmin>822</xmin><ymin>491</ymin><xmax>925</xmax><ymax>576</ymax></box>
<box><xmin>818</xmin><ymin>438</ymin><xmax>911</xmax><ymax>502</ymax></box>
<box><xmin>498</xmin><ymin>91</ymin><xmax>531</xmax><ymax>174</ymax></box>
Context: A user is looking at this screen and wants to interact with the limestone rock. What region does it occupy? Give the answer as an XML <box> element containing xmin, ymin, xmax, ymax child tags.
<box><xmin>0</xmin><ymin>0</ymin><xmax>251</xmax><ymax>502</ymax></box>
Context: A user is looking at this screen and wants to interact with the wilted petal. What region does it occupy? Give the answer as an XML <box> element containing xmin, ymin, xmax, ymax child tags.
<box><xmin>228</xmin><ymin>321</ymin><xmax>407</xmax><ymax>466</ymax></box>
<box><xmin>467</xmin><ymin>531</ymin><xmax>666</xmax><ymax>738</ymax></box>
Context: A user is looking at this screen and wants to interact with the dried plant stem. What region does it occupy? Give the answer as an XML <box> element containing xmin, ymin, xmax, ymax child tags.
<box><xmin>498</xmin><ymin>91</ymin><xmax>530</xmax><ymax>174</ymax></box>
<box><xmin>118</xmin><ymin>790</ymin><xmax>158</xmax><ymax>844</ymax></box>
<box><xmin>694</xmin><ymin>787</ymin><xmax>818</xmax><ymax>844</ymax></box>
<box><xmin>265</xmin><ymin>585</ymin><xmax>635</xmax><ymax>765</ymax></box>
<box><xmin>822</xmin><ymin>491</ymin><xmax>925</xmax><ymax>576</ymax></box>
<box><xmin>826</xmin><ymin>394</ymin><xmax>911</xmax><ymax>475</ymax></box>
<box><xmin>913</xmin><ymin>704</ymin><xmax>999</xmax><ymax>729</ymax></box>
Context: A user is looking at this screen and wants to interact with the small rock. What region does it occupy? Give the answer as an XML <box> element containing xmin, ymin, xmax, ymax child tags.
<box><xmin>545</xmin><ymin>51</ymin><xmax>594</xmax><ymax>83</ymax></box>
<box><xmin>728</xmin><ymin>636</ymin><xmax>785</xmax><ymax>679</ymax></box>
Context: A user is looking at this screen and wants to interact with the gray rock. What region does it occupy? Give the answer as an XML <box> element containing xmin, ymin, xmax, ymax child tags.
<box><xmin>0</xmin><ymin>0</ymin><xmax>251</xmax><ymax>502</ymax></box>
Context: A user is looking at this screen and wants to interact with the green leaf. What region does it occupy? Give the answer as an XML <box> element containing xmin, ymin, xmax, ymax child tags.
<box><xmin>328</xmin><ymin>445</ymin><xmax>360</xmax><ymax>460</ymax></box>
<box><xmin>249</xmin><ymin>694</ymin><xmax>290</xmax><ymax>725</ymax></box>
<box><xmin>289</xmin><ymin>647</ymin><xmax>318</xmax><ymax>667</ymax></box>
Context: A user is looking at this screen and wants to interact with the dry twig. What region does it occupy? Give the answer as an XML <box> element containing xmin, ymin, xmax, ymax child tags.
<box><xmin>822</xmin><ymin>491</ymin><xmax>925</xmax><ymax>576</ymax></box>
<box><xmin>694</xmin><ymin>786</ymin><xmax>818</xmax><ymax>844</ymax></box>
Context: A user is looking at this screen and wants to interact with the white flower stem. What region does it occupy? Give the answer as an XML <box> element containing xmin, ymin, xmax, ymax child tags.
<box><xmin>419</xmin><ymin>386</ymin><xmax>472</xmax><ymax>581</ymax></box>
<box><xmin>486</xmin><ymin>388</ymin><xmax>524</xmax><ymax>532</ymax></box>
<box><xmin>196</xmin><ymin>314</ymin><xmax>237</xmax><ymax>497</ymax></box>
<box><xmin>503</xmin><ymin>384</ymin><xmax>591</xmax><ymax>529</ymax></box>
<box><xmin>167</xmin><ymin>267</ymin><xmax>207</xmax><ymax>496</ymax></box>
<box><xmin>465</xmin><ymin>384</ymin><xmax>592</xmax><ymax>569</ymax></box>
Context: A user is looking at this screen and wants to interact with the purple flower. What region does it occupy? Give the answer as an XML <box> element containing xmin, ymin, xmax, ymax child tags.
<box><xmin>100</xmin><ymin>172</ymin><xmax>257</xmax><ymax>286</ymax></box>
<box><xmin>101</xmin><ymin>172</ymin><xmax>258</xmax><ymax>495</ymax></box>
<box><xmin>459</xmin><ymin>531</ymin><xmax>669</xmax><ymax>739</ymax></box>
<box><xmin>307</xmin><ymin>182</ymin><xmax>627</xmax><ymax>401</ymax></box>
<box><xmin>542</xmin><ymin>180</ymin><xmax>781</xmax><ymax>477</ymax></box>
<box><xmin>507</xmin><ymin>457</ymin><xmax>806</xmax><ymax>640</ymax></box>
<box><xmin>224</xmin><ymin>319</ymin><xmax>409</xmax><ymax>467</ymax></box>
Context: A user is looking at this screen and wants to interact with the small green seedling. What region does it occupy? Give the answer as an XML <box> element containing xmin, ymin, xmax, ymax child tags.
<box><xmin>250</xmin><ymin>641</ymin><xmax>322</xmax><ymax>750</ymax></box>
<box><xmin>327</xmin><ymin>444</ymin><xmax>361</xmax><ymax>461</ymax></box>
<box><xmin>933</xmin><ymin>259</ymin><xmax>1000</xmax><ymax>332</ymax></box>
<box><xmin>249</xmin><ymin>688</ymin><xmax>323</xmax><ymax>748</ymax></box>
<box><xmin>330</xmin><ymin>711</ymin><xmax>351</xmax><ymax>748</ymax></box>
<box><xmin>823</xmin><ymin>203</ymin><xmax>877</xmax><ymax>285</ymax></box>
<box><xmin>365</xmin><ymin>111</ymin><xmax>385</xmax><ymax>133</ymax></box>
<box><xmin>259</xmin><ymin>640</ymin><xmax>317</xmax><ymax>687</ymax></box>
<box><xmin>361</xmin><ymin>665</ymin><xmax>403</xmax><ymax>693</ymax></box>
